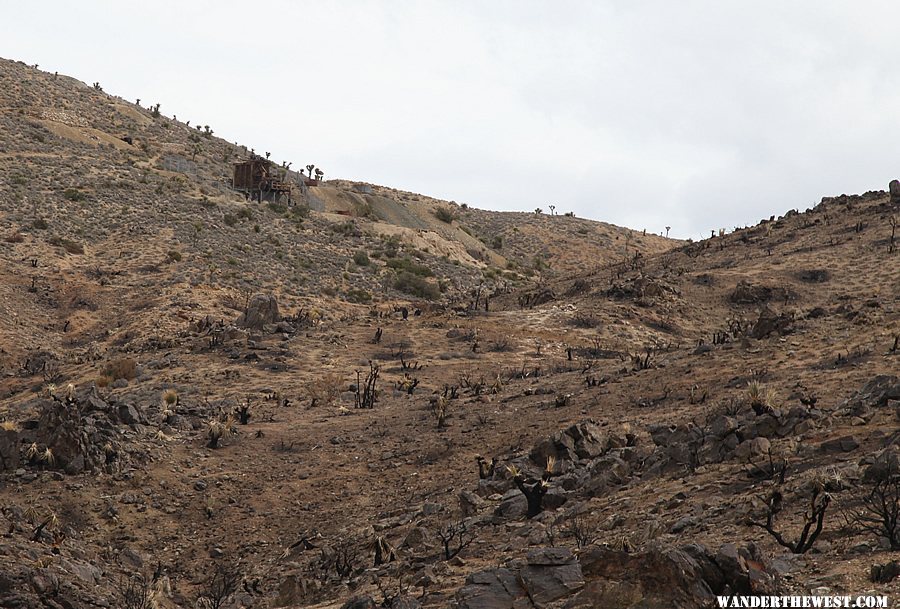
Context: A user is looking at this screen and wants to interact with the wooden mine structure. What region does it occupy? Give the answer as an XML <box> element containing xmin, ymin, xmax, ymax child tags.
<box><xmin>232</xmin><ymin>156</ymin><xmax>293</xmax><ymax>203</ymax></box>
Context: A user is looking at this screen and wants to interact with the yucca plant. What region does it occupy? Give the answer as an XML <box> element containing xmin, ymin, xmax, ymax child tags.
<box><xmin>747</xmin><ymin>380</ymin><xmax>777</xmax><ymax>415</ymax></box>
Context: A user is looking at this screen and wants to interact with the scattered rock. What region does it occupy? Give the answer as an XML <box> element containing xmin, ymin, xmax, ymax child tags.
<box><xmin>863</xmin><ymin>448</ymin><xmax>900</xmax><ymax>482</ymax></box>
<box><xmin>840</xmin><ymin>376</ymin><xmax>900</xmax><ymax>417</ymax></box>
<box><xmin>495</xmin><ymin>491</ymin><xmax>527</xmax><ymax>520</ymax></box>
<box><xmin>519</xmin><ymin>548</ymin><xmax>584</xmax><ymax>605</ymax></box>
<box><xmin>117</xmin><ymin>403</ymin><xmax>142</xmax><ymax>425</ymax></box>
<box><xmin>34</xmin><ymin>391</ymin><xmax>125</xmax><ymax>475</ymax></box>
<box><xmin>870</xmin><ymin>560</ymin><xmax>900</xmax><ymax>583</ymax></box>
<box><xmin>750</xmin><ymin>307</ymin><xmax>794</xmax><ymax>339</ymax></box>
<box><xmin>670</xmin><ymin>515</ymin><xmax>700</xmax><ymax>534</ymax></box>
<box><xmin>819</xmin><ymin>435</ymin><xmax>860</xmax><ymax>454</ymax></box>
<box><xmin>402</xmin><ymin>527</ymin><xmax>430</xmax><ymax>550</ymax></box>
<box><xmin>530</xmin><ymin>420</ymin><xmax>615</xmax><ymax>466</ymax></box>
<box><xmin>735</xmin><ymin>437</ymin><xmax>771</xmax><ymax>460</ymax></box>
<box><xmin>459</xmin><ymin>490</ymin><xmax>485</xmax><ymax>517</ymax></box>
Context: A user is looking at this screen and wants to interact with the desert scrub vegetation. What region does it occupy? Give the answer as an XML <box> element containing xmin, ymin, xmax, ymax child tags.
<box><xmin>345</xmin><ymin>288</ymin><xmax>372</xmax><ymax>304</ymax></box>
<box><xmin>434</xmin><ymin>206</ymin><xmax>455</xmax><ymax>223</ymax></box>
<box><xmin>330</xmin><ymin>220</ymin><xmax>359</xmax><ymax>237</ymax></box>
<box><xmin>386</xmin><ymin>256</ymin><xmax>432</xmax><ymax>277</ymax></box>
<box><xmin>352</xmin><ymin>249</ymin><xmax>370</xmax><ymax>266</ymax></box>
<box><xmin>48</xmin><ymin>236</ymin><xmax>84</xmax><ymax>254</ymax></box>
<box><xmin>267</xmin><ymin>201</ymin><xmax>288</xmax><ymax>214</ymax></box>
<box><xmin>62</xmin><ymin>188</ymin><xmax>85</xmax><ymax>202</ymax></box>
<box><xmin>305</xmin><ymin>372</ymin><xmax>343</xmax><ymax>408</ymax></box>
<box><xmin>393</xmin><ymin>271</ymin><xmax>440</xmax><ymax>299</ymax></box>
<box><xmin>101</xmin><ymin>357</ymin><xmax>137</xmax><ymax>382</ymax></box>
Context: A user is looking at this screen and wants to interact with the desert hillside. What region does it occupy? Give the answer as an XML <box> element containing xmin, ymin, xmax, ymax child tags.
<box><xmin>0</xmin><ymin>57</ymin><xmax>898</xmax><ymax>609</ymax></box>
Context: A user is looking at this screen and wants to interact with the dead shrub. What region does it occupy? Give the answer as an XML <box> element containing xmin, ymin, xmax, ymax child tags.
<box><xmin>305</xmin><ymin>372</ymin><xmax>343</xmax><ymax>407</ymax></box>
<box><xmin>102</xmin><ymin>358</ymin><xmax>137</xmax><ymax>381</ymax></box>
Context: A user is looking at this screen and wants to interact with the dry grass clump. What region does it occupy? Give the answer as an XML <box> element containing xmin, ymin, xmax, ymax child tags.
<box><xmin>162</xmin><ymin>389</ymin><xmax>178</xmax><ymax>407</ymax></box>
<box><xmin>102</xmin><ymin>357</ymin><xmax>137</xmax><ymax>381</ymax></box>
<box><xmin>305</xmin><ymin>372</ymin><xmax>343</xmax><ymax>407</ymax></box>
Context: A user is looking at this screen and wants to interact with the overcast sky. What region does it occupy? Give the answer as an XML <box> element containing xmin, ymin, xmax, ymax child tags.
<box><xmin>4</xmin><ymin>1</ymin><xmax>900</xmax><ymax>238</ymax></box>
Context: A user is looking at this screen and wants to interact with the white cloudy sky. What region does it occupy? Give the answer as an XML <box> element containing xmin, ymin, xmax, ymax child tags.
<box><xmin>3</xmin><ymin>1</ymin><xmax>900</xmax><ymax>238</ymax></box>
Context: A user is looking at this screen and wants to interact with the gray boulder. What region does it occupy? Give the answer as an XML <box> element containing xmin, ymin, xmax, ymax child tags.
<box><xmin>890</xmin><ymin>179</ymin><xmax>900</xmax><ymax>205</ymax></box>
<box><xmin>237</xmin><ymin>294</ymin><xmax>280</xmax><ymax>330</ymax></box>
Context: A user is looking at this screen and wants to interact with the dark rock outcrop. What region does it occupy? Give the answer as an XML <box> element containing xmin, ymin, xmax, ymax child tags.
<box><xmin>839</xmin><ymin>375</ymin><xmax>900</xmax><ymax>420</ymax></box>
<box><xmin>572</xmin><ymin>542</ymin><xmax>779</xmax><ymax>608</ymax></box>
<box><xmin>890</xmin><ymin>179</ymin><xmax>900</xmax><ymax>205</ymax></box>
<box><xmin>455</xmin><ymin>547</ymin><xmax>583</xmax><ymax>609</ymax></box>
<box><xmin>33</xmin><ymin>390</ymin><xmax>127</xmax><ymax>475</ymax></box>
<box><xmin>0</xmin><ymin>428</ymin><xmax>19</xmax><ymax>471</ymax></box>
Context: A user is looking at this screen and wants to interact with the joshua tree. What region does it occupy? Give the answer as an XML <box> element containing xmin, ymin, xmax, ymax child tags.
<box><xmin>549</xmin><ymin>204</ymin><xmax>556</xmax><ymax>216</ymax></box>
<box><xmin>236</xmin><ymin>401</ymin><xmax>251</xmax><ymax>425</ymax></box>
<box><xmin>431</xmin><ymin>394</ymin><xmax>450</xmax><ymax>428</ymax></box>
<box><xmin>509</xmin><ymin>456</ymin><xmax>555</xmax><ymax>518</ymax></box>
<box><xmin>476</xmin><ymin>455</ymin><xmax>498</xmax><ymax>479</ymax></box>
<box><xmin>665</xmin><ymin>226</ymin><xmax>671</xmax><ymax>238</ymax></box>
<box><xmin>207</xmin><ymin>416</ymin><xmax>235</xmax><ymax>449</ymax></box>
<box><xmin>207</xmin><ymin>421</ymin><xmax>224</xmax><ymax>449</ymax></box>
<box><xmin>315</xmin><ymin>168</ymin><xmax>324</xmax><ymax>181</ymax></box>
<box><xmin>306</xmin><ymin>164</ymin><xmax>315</xmax><ymax>179</ymax></box>
<box><xmin>355</xmin><ymin>362</ymin><xmax>379</xmax><ymax>409</ymax></box>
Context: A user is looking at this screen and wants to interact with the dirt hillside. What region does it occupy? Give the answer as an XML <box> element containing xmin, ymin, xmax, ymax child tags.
<box><xmin>0</xmin><ymin>57</ymin><xmax>898</xmax><ymax>609</ymax></box>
